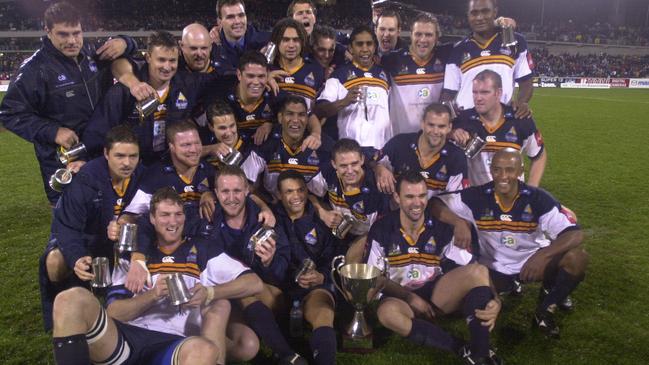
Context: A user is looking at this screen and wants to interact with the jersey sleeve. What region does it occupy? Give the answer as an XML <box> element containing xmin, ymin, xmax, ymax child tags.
<box><xmin>443</xmin><ymin>50</ymin><xmax>462</xmax><ymax>92</ymax></box>
<box><xmin>535</xmin><ymin>189</ymin><xmax>579</xmax><ymax>240</ymax></box>
<box><xmin>365</xmin><ymin>238</ymin><xmax>387</xmax><ymax>272</ymax></box>
<box><xmin>445</xmin><ymin>148</ymin><xmax>469</xmax><ymax>191</ymax></box>
<box><xmin>513</xmin><ymin>34</ymin><xmax>533</xmax><ymax>81</ymax></box>
<box><xmin>317</xmin><ymin>77</ymin><xmax>346</xmax><ymax>103</ymax></box>
<box><xmin>240</xmin><ymin>150</ymin><xmax>267</xmax><ymax>183</ymax></box>
<box><xmin>519</xmin><ymin>119</ymin><xmax>544</xmax><ymax>160</ymax></box>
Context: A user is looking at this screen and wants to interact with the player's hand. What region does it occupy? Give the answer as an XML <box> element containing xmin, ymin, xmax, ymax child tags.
<box><xmin>406</xmin><ymin>292</ymin><xmax>435</xmax><ymax>321</ymax></box>
<box><xmin>475</xmin><ymin>298</ymin><xmax>501</xmax><ymax>332</ymax></box>
<box><xmin>267</xmin><ymin>70</ymin><xmax>290</xmax><ymax>96</ymax></box>
<box><xmin>97</xmin><ymin>37</ymin><xmax>127</xmax><ymax>61</ymax></box>
<box><xmin>73</xmin><ymin>256</ymin><xmax>94</xmax><ymax>281</ymax></box>
<box><xmin>125</xmin><ymin>259</ymin><xmax>150</xmax><ymax>293</ymax></box>
<box><xmin>66</xmin><ymin>160</ymin><xmax>86</xmax><ymax>173</ymax></box>
<box><xmin>449</xmin><ymin>128</ymin><xmax>470</xmax><ymax>147</ymax></box>
<box><xmin>129</xmin><ymin>81</ymin><xmax>156</xmax><ymax>102</ymax></box>
<box><xmin>213</xmin><ymin>143</ymin><xmax>234</xmax><ymax>160</ymax></box>
<box><xmin>199</xmin><ymin>191</ymin><xmax>217</xmax><ymax>222</ymax></box>
<box><xmin>55</xmin><ymin>127</ymin><xmax>79</xmax><ymax>149</ymax></box>
<box><xmin>452</xmin><ymin>219</ymin><xmax>472</xmax><ymax>250</ymax></box>
<box><xmin>301</xmin><ymin>133</ymin><xmax>321</xmax><ymax>152</ymax></box>
<box><xmin>512</xmin><ymin>100</ymin><xmax>532</xmax><ymax>119</ymax></box>
<box><xmin>255</xmin><ymin>236</ymin><xmax>277</xmax><ymax>267</ymax></box>
<box><xmin>318</xmin><ymin>209</ymin><xmax>343</xmax><ymax>229</ymax></box>
<box><xmin>257</xmin><ymin>209</ymin><xmax>276</xmax><ymax>227</ymax></box>
<box><xmin>495</xmin><ymin>17</ymin><xmax>517</xmax><ymax>29</ymax></box>
<box><xmin>152</xmin><ymin>274</ymin><xmax>169</xmax><ymax>299</ymax></box>
<box><xmin>107</xmin><ymin>219</ymin><xmax>121</xmax><ymax>241</ymax></box>
<box><xmin>520</xmin><ymin>249</ymin><xmax>551</xmax><ymax>282</ymax></box>
<box><xmin>341</xmin><ymin>87</ymin><xmax>362</xmax><ymax>107</ymax></box>
<box><xmin>297</xmin><ymin>270</ymin><xmax>324</xmax><ymax>289</ymax></box>
<box><xmin>253</xmin><ymin>122</ymin><xmax>273</xmax><ymax>145</ymax></box>
<box><xmin>209</xmin><ymin>22</ymin><xmax>222</xmax><ymax>45</ymax></box>
<box><xmin>324</xmin><ymin>65</ymin><xmax>336</xmax><ymax>79</ymax></box>
<box><xmin>374</xmin><ymin>164</ymin><xmax>396</xmax><ymax>194</ymax></box>
<box><xmin>185</xmin><ymin>283</ymin><xmax>207</xmax><ymax>308</ymax></box>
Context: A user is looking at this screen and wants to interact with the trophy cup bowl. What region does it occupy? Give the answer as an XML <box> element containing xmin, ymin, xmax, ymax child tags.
<box><xmin>166</xmin><ymin>273</ymin><xmax>191</xmax><ymax>306</ymax></box>
<box><xmin>464</xmin><ymin>134</ymin><xmax>487</xmax><ymax>159</ymax></box>
<box><xmin>501</xmin><ymin>25</ymin><xmax>518</xmax><ymax>47</ymax></box>
<box><xmin>49</xmin><ymin>168</ymin><xmax>73</xmax><ymax>192</ymax></box>
<box><xmin>332</xmin><ymin>213</ymin><xmax>357</xmax><ymax>239</ymax></box>
<box><xmin>220</xmin><ymin>148</ymin><xmax>244</xmax><ymax>166</ymax></box>
<box><xmin>331</xmin><ymin>255</ymin><xmax>389</xmax><ymax>352</ymax></box>
<box><xmin>264</xmin><ymin>42</ymin><xmax>277</xmax><ymax>64</ymax></box>
<box><xmin>115</xmin><ymin>223</ymin><xmax>138</xmax><ymax>252</ymax></box>
<box><xmin>136</xmin><ymin>95</ymin><xmax>160</xmax><ymax>122</ymax></box>
<box><xmin>57</xmin><ymin>143</ymin><xmax>86</xmax><ymax>165</ymax></box>
<box><xmin>90</xmin><ymin>257</ymin><xmax>112</xmax><ymax>288</ymax></box>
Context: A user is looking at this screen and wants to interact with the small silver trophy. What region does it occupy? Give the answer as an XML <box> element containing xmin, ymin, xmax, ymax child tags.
<box><xmin>219</xmin><ymin>148</ymin><xmax>244</xmax><ymax>166</ymax></box>
<box><xmin>57</xmin><ymin>143</ymin><xmax>86</xmax><ymax>165</ymax></box>
<box><xmin>115</xmin><ymin>223</ymin><xmax>138</xmax><ymax>252</ymax></box>
<box><xmin>501</xmin><ymin>25</ymin><xmax>518</xmax><ymax>47</ymax></box>
<box><xmin>464</xmin><ymin>134</ymin><xmax>487</xmax><ymax>159</ymax></box>
<box><xmin>249</xmin><ymin>226</ymin><xmax>279</xmax><ymax>252</ymax></box>
<box><xmin>263</xmin><ymin>42</ymin><xmax>277</xmax><ymax>64</ymax></box>
<box><xmin>49</xmin><ymin>168</ymin><xmax>73</xmax><ymax>192</ymax></box>
<box><xmin>136</xmin><ymin>95</ymin><xmax>160</xmax><ymax>122</ymax></box>
<box><xmin>166</xmin><ymin>273</ymin><xmax>191</xmax><ymax>306</ymax></box>
<box><xmin>294</xmin><ymin>258</ymin><xmax>316</xmax><ymax>283</ymax></box>
<box><xmin>90</xmin><ymin>257</ymin><xmax>112</xmax><ymax>288</ymax></box>
<box><xmin>332</xmin><ymin>213</ymin><xmax>358</xmax><ymax>239</ymax></box>
<box><xmin>441</xmin><ymin>100</ymin><xmax>458</xmax><ymax>120</ymax></box>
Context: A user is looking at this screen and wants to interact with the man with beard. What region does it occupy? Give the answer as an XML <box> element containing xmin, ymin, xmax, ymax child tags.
<box><xmin>208</xmin><ymin>165</ymin><xmax>308</xmax><ymax>365</ymax></box>
<box><xmin>40</xmin><ymin>126</ymin><xmax>143</xmax><ymax>331</ymax></box>
<box><xmin>315</xmin><ymin>26</ymin><xmax>391</xmax><ymax>149</ymax></box>
<box><xmin>439</xmin><ymin>149</ymin><xmax>588</xmax><ymax>338</ymax></box>
<box><xmin>367</xmin><ymin>171</ymin><xmax>503</xmax><ymax>365</ymax></box>
<box><xmin>242</xmin><ymin>95</ymin><xmax>333</xmax><ymax>199</ymax></box>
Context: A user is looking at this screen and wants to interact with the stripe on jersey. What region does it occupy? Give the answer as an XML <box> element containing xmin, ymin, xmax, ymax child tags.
<box><xmin>343</xmin><ymin>77</ymin><xmax>389</xmax><ymax>91</ymax></box>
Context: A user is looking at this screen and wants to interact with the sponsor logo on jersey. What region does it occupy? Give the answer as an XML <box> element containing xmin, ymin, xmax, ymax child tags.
<box><xmin>389</xmin><ymin>243</ymin><xmax>402</xmax><ymax>256</ymax></box>
<box><xmin>288</xmin><ymin>158</ymin><xmax>299</xmax><ymax>165</ymax></box>
<box><xmin>184</xmin><ymin>185</ymin><xmax>195</xmax><ymax>193</ymax></box>
<box><xmin>246</xmin><ymin>114</ymin><xmax>256</xmax><ymax>121</ymax></box>
<box><xmin>162</xmin><ymin>256</ymin><xmax>175</xmax><ymax>263</ymax></box>
<box><xmin>433</xmin><ymin>61</ymin><xmax>444</xmax><ymax>73</ymax></box>
<box><xmin>367</xmin><ymin>90</ymin><xmax>378</xmax><ymax>100</ymax></box>
<box><xmin>418</xmin><ymin>87</ymin><xmax>431</xmax><ymax>99</ymax></box>
<box><xmin>305</xmin><ymin>228</ymin><xmax>318</xmax><ymax>245</ymax></box>
<box><xmin>66</xmin><ymin>90</ymin><xmax>75</xmax><ymax>98</ymax></box>
<box><xmin>307</xmin><ymin>151</ymin><xmax>319</xmax><ymax>165</ymax></box>
<box><xmin>480</xmin><ymin>50</ymin><xmax>491</xmax><ymax>57</ymax></box>
<box><xmin>272</xmin><ymin>153</ymin><xmax>281</xmax><ymax>161</ymax></box>
<box><xmin>407</xmin><ymin>268</ymin><xmax>421</xmax><ymax>279</ymax></box>
<box><xmin>486</xmin><ymin>135</ymin><xmax>497</xmax><ymax>142</ymax></box>
<box><xmin>364</xmin><ymin>72</ymin><xmax>373</xmax><ymax>78</ymax></box>
<box><xmin>501</xmin><ymin>235</ymin><xmax>516</xmax><ymax>248</ymax></box>
<box><xmin>420</xmin><ymin>171</ymin><xmax>430</xmax><ymax>179</ymax></box>
<box><xmin>416</xmin><ymin>68</ymin><xmax>426</xmax><ymax>75</ymax></box>
<box><xmin>521</xmin><ymin>204</ymin><xmax>534</xmax><ymax>222</ymax></box>
<box><xmin>505</xmin><ymin>127</ymin><xmax>518</xmax><ymax>142</ymax></box>
<box><xmin>284</xmin><ymin>76</ymin><xmax>295</xmax><ymax>84</ymax></box>
<box><xmin>176</xmin><ymin>92</ymin><xmax>188</xmax><ymax>110</ymax></box>
<box><xmin>57</xmin><ymin>74</ymin><xmax>67</xmax><ymax>81</ymax></box>
<box><xmin>408</xmin><ymin>247</ymin><xmax>419</xmax><ymax>254</ymax></box>
<box><xmin>361</xmin><ymin>187</ymin><xmax>370</xmax><ymax>194</ymax></box>
<box><xmin>304</xmin><ymin>72</ymin><xmax>315</xmax><ymax>87</ymax></box>
<box><xmin>500</xmin><ymin>214</ymin><xmax>513</xmax><ymax>221</ymax></box>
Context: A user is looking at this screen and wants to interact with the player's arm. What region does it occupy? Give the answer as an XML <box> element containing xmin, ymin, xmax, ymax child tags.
<box><xmin>250</xmin><ymin>193</ymin><xmax>276</xmax><ymax>227</ymax></box>
<box><xmin>313</xmin><ymin>77</ymin><xmax>360</xmax><ymax>118</ymax></box>
<box><xmin>527</xmin><ymin>148</ymin><xmax>546</xmax><ymax>187</ymax></box>
<box><xmin>204</xmin><ymin>272</ymin><xmax>263</xmax><ymax>305</ymax></box>
<box><xmin>106</xmin><ymin>276</ymin><xmax>169</xmax><ymax>322</ymax></box>
<box><xmin>520</xmin><ymin>228</ymin><xmax>583</xmax><ymax>283</ymax></box>
<box><xmin>81</xmin><ymin>84</ymin><xmax>131</xmax><ymax>158</ymax></box>
<box><xmin>512</xmin><ymin>78</ymin><xmax>534</xmax><ymax>119</ymax></box>
<box><xmin>429</xmin><ymin>198</ymin><xmax>473</xmax><ymax>250</ymax></box>
<box><xmin>110</xmin><ymin>58</ymin><xmax>156</xmax><ymax>101</ymax></box>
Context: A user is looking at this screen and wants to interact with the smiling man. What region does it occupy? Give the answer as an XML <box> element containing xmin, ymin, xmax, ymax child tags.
<box><xmin>375</xmin><ymin>9</ymin><xmax>405</xmax><ymax>56</ymax></box>
<box><xmin>315</xmin><ymin>25</ymin><xmax>392</xmax><ymax>149</ymax></box>
<box><xmin>439</xmin><ymin>149</ymin><xmax>588</xmax><ymax>338</ymax></box>
<box><xmin>0</xmin><ymin>1</ymin><xmax>138</xmax><ymax>205</ymax></box>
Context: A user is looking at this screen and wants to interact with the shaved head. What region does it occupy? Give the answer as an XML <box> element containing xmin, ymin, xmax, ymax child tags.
<box><xmin>180</xmin><ymin>23</ymin><xmax>212</xmax><ymax>72</ymax></box>
<box><xmin>492</xmin><ymin>148</ymin><xmax>523</xmax><ymax>168</ymax></box>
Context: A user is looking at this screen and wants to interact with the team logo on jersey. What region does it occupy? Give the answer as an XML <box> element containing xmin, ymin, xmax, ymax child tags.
<box><xmin>435</xmin><ymin>165</ymin><xmax>448</xmax><ymax>180</ymax></box>
<box><xmin>522</xmin><ymin>204</ymin><xmax>534</xmax><ymax>222</ymax></box>
<box><xmin>284</xmin><ymin>76</ymin><xmax>295</xmax><ymax>84</ymax></box>
<box><xmin>367</xmin><ymin>90</ymin><xmax>378</xmax><ymax>101</ymax></box>
<box><xmin>176</xmin><ymin>92</ymin><xmax>188</xmax><ymax>110</ymax></box>
<box><xmin>399</xmin><ymin>64</ymin><xmax>409</xmax><ymax>75</ymax></box>
<box><xmin>288</xmin><ymin>158</ymin><xmax>299</xmax><ymax>165</ymax></box>
<box><xmin>187</xmin><ymin>245</ymin><xmax>197</xmax><ymax>263</ymax></box>
<box><xmin>304</xmin><ymin>72</ymin><xmax>315</xmax><ymax>87</ymax></box>
<box><xmin>416</xmin><ymin>68</ymin><xmax>426</xmax><ymax>75</ymax></box>
<box><xmin>272</xmin><ymin>153</ymin><xmax>281</xmax><ymax>162</ymax></box>
<box><xmin>480</xmin><ymin>50</ymin><xmax>491</xmax><ymax>57</ymax></box>
<box><xmin>505</xmin><ymin>127</ymin><xmax>518</xmax><ymax>142</ymax></box>
<box><xmin>500</xmin><ymin>214</ymin><xmax>513</xmax><ymax>221</ymax></box>
<box><xmin>305</xmin><ymin>228</ymin><xmax>318</xmax><ymax>245</ymax></box>
<box><xmin>352</xmin><ymin>201</ymin><xmax>365</xmax><ymax>214</ymax></box>
<box><xmin>389</xmin><ymin>243</ymin><xmax>402</xmax><ymax>256</ymax></box>
<box><xmin>418</xmin><ymin>87</ymin><xmax>430</xmax><ymax>99</ymax></box>
<box><xmin>379</xmin><ymin>71</ymin><xmax>388</xmax><ymax>81</ymax></box>
<box><xmin>486</xmin><ymin>135</ymin><xmax>497</xmax><ymax>142</ymax></box>
<box><xmin>184</xmin><ymin>185</ymin><xmax>195</xmax><ymax>193</ymax></box>
<box><xmin>361</xmin><ymin>187</ymin><xmax>370</xmax><ymax>194</ymax></box>
<box><xmin>262</xmin><ymin>104</ymin><xmax>273</xmax><ymax>118</ymax></box>
<box><xmin>88</xmin><ymin>60</ymin><xmax>98</xmax><ymax>73</ymax></box>
<box><xmin>408</xmin><ymin>247</ymin><xmax>419</xmax><ymax>254</ymax></box>
<box><xmin>407</xmin><ymin>268</ymin><xmax>421</xmax><ymax>280</ymax></box>
<box><xmin>501</xmin><ymin>235</ymin><xmax>516</xmax><ymax>248</ymax></box>
<box><xmin>424</xmin><ymin>236</ymin><xmax>436</xmax><ymax>253</ymax></box>
<box><xmin>462</xmin><ymin>52</ymin><xmax>472</xmax><ymax>63</ymax></box>
<box><xmin>499</xmin><ymin>48</ymin><xmax>512</xmax><ymax>56</ymax></box>
<box><xmin>57</xmin><ymin>74</ymin><xmax>67</xmax><ymax>82</ymax></box>
<box><xmin>481</xmin><ymin>209</ymin><xmax>495</xmax><ymax>220</ymax></box>
<box><xmin>307</xmin><ymin>151</ymin><xmax>319</xmax><ymax>165</ymax></box>
<box><xmin>116</xmin><ymin>198</ymin><xmax>123</xmax><ymax>207</ymax></box>
<box><xmin>346</xmin><ymin>70</ymin><xmax>357</xmax><ymax>81</ymax></box>
<box><xmin>162</xmin><ymin>256</ymin><xmax>175</xmax><ymax>263</ymax></box>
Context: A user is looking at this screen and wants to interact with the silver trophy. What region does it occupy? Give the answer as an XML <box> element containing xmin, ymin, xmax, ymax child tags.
<box><xmin>441</xmin><ymin>100</ymin><xmax>458</xmax><ymax>120</ymax></box>
<box><xmin>332</xmin><ymin>213</ymin><xmax>358</xmax><ymax>239</ymax></box>
<box><xmin>90</xmin><ymin>257</ymin><xmax>112</xmax><ymax>288</ymax></box>
<box><xmin>115</xmin><ymin>223</ymin><xmax>138</xmax><ymax>252</ymax></box>
<box><xmin>249</xmin><ymin>226</ymin><xmax>279</xmax><ymax>252</ymax></box>
<box><xmin>501</xmin><ymin>25</ymin><xmax>518</xmax><ymax>47</ymax></box>
<box><xmin>357</xmin><ymin>85</ymin><xmax>368</xmax><ymax>105</ymax></box>
<box><xmin>49</xmin><ymin>168</ymin><xmax>72</xmax><ymax>192</ymax></box>
<box><xmin>219</xmin><ymin>148</ymin><xmax>244</xmax><ymax>166</ymax></box>
<box><xmin>294</xmin><ymin>258</ymin><xmax>316</xmax><ymax>283</ymax></box>
<box><xmin>263</xmin><ymin>42</ymin><xmax>277</xmax><ymax>64</ymax></box>
<box><xmin>166</xmin><ymin>273</ymin><xmax>191</xmax><ymax>306</ymax></box>
<box><xmin>57</xmin><ymin>143</ymin><xmax>86</xmax><ymax>165</ymax></box>
<box><xmin>331</xmin><ymin>255</ymin><xmax>389</xmax><ymax>352</ymax></box>
<box><xmin>136</xmin><ymin>95</ymin><xmax>160</xmax><ymax>122</ymax></box>
<box><xmin>464</xmin><ymin>134</ymin><xmax>487</xmax><ymax>159</ymax></box>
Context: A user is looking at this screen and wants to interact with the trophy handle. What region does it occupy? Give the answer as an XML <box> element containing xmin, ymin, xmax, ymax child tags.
<box><xmin>330</xmin><ymin>255</ymin><xmax>347</xmax><ymax>300</ymax></box>
<box><xmin>381</xmin><ymin>256</ymin><xmax>390</xmax><ymax>279</ymax></box>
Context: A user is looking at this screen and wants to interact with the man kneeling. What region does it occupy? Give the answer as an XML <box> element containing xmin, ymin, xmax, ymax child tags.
<box><xmin>51</xmin><ymin>187</ymin><xmax>262</xmax><ymax>365</ymax></box>
<box><xmin>366</xmin><ymin>171</ymin><xmax>503</xmax><ymax>365</ymax></box>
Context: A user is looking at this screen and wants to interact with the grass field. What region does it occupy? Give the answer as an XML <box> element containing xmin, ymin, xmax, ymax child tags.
<box><xmin>1</xmin><ymin>88</ymin><xmax>649</xmax><ymax>364</ymax></box>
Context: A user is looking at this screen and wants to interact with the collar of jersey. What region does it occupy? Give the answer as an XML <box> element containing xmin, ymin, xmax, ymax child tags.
<box><xmin>112</xmin><ymin>177</ymin><xmax>131</xmax><ymax>198</ymax></box>
<box><xmin>236</xmin><ymin>90</ymin><xmax>265</xmax><ymax>113</ymax></box>
<box><xmin>470</xmin><ymin>32</ymin><xmax>499</xmax><ymax>50</ymax></box>
<box><xmin>352</xmin><ymin>61</ymin><xmax>373</xmax><ymax>72</ymax></box>
<box><xmin>480</xmin><ymin>113</ymin><xmax>506</xmax><ymax>134</ymax></box>
<box><xmin>400</xmin><ymin>224</ymin><xmax>426</xmax><ymax>246</ymax></box>
<box><xmin>279</xmin><ymin>58</ymin><xmax>304</xmax><ymax>75</ymax></box>
<box><xmin>494</xmin><ymin>190</ymin><xmax>520</xmax><ymax>213</ymax></box>
<box><xmin>410</xmin><ymin>50</ymin><xmax>434</xmax><ymax>67</ymax></box>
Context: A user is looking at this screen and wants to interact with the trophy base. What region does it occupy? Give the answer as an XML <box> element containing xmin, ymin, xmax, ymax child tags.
<box><xmin>341</xmin><ymin>333</ymin><xmax>374</xmax><ymax>353</ymax></box>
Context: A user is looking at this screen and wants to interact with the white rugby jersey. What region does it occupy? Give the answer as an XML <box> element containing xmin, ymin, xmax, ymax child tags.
<box><xmin>381</xmin><ymin>45</ymin><xmax>451</xmax><ymax>135</ymax></box>
<box><xmin>440</xmin><ymin>182</ymin><xmax>579</xmax><ymax>275</ymax></box>
<box><xmin>453</xmin><ymin>106</ymin><xmax>544</xmax><ymax>186</ymax></box>
<box><xmin>444</xmin><ymin>31</ymin><xmax>533</xmax><ymax>110</ymax></box>
<box><xmin>317</xmin><ymin>62</ymin><xmax>392</xmax><ymax>148</ymax></box>
<box><xmin>107</xmin><ymin>237</ymin><xmax>249</xmax><ymax>337</ymax></box>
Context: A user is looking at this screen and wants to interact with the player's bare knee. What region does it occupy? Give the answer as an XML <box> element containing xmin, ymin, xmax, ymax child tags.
<box><xmin>235</xmin><ymin>332</ymin><xmax>260</xmax><ymax>361</ymax></box>
<box><xmin>179</xmin><ymin>337</ymin><xmax>220</xmax><ymax>365</ymax></box>
<box><xmin>560</xmin><ymin>247</ymin><xmax>589</xmax><ymax>277</ymax></box>
<box><xmin>205</xmin><ymin>298</ymin><xmax>231</xmax><ymax>317</ymax></box>
<box><xmin>53</xmin><ymin>288</ymin><xmax>94</xmax><ymax>325</ymax></box>
<box><xmin>376</xmin><ymin>299</ymin><xmax>401</xmax><ymax>327</ymax></box>
<box><xmin>467</xmin><ymin>263</ymin><xmax>490</xmax><ymax>285</ymax></box>
<box><xmin>46</xmin><ymin>249</ymin><xmax>68</xmax><ymax>283</ymax></box>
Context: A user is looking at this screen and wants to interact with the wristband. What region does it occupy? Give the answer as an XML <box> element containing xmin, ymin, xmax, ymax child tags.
<box><xmin>204</xmin><ymin>286</ymin><xmax>215</xmax><ymax>306</ymax></box>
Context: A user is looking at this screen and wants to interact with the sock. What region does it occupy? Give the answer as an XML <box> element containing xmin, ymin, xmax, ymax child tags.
<box><xmin>406</xmin><ymin>318</ymin><xmax>462</xmax><ymax>353</ymax></box>
<box><xmin>310</xmin><ymin>326</ymin><xmax>336</xmax><ymax>365</ymax></box>
<box><xmin>462</xmin><ymin>286</ymin><xmax>493</xmax><ymax>359</ymax></box>
<box><xmin>539</xmin><ymin>268</ymin><xmax>582</xmax><ymax>312</ymax></box>
<box><xmin>52</xmin><ymin>334</ymin><xmax>90</xmax><ymax>365</ymax></box>
<box><xmin>243</xmin><ymin>300</ymin><xmax>294</xmax><ymax>358</ymax></box>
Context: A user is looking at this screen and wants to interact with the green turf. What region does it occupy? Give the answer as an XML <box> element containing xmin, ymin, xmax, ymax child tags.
<box><xmin>1</xmin><ymin>89</ymin><xmax>649</xmax><ymax>364</ymax></box>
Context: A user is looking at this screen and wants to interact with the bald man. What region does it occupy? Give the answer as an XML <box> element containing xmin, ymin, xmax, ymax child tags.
<box><xmin>439</xmin><ymin>149</ymin><xmax>588</xmax><ymax>339</ymax></box>
<box><xmin>180</xmin><ymin>23</ymin><xmax>234</xmax><ymax>76</ymax></box>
